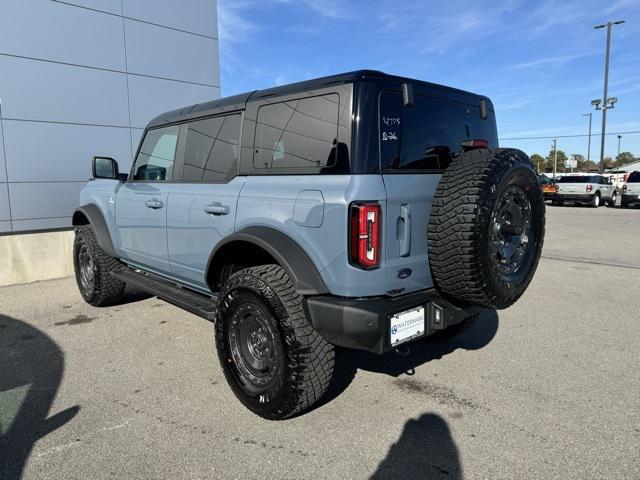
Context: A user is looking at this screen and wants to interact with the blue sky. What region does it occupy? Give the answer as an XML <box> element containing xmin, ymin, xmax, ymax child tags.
<box><xmin>217</xmin><ymin>0</ymin><xmax>640</xmax><ymax>160</ymax></box>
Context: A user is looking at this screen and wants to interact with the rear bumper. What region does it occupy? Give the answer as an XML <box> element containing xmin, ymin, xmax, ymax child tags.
<box><xmin>542</xmin><ymin>191</ymin><xmax>557</xmax><ymax>200</ymax></box>
<box><xmin>304</xmin><ymin>289</ymin><xmax>482</xmax><ymax>354</ymax></box>
<box><xmin>622</xmin><ymin>193</ymin><xmax>640</xmax><ymax>205</ymax></box>
<box><xmin>556</xmin><ymin>193</ymin><xmax>593</xmax><ymax>203</ymax></box>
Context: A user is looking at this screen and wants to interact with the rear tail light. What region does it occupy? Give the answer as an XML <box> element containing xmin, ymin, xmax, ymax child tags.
<box><xmin>349</xmin><ymin>202</ymin><xmax>381</xmax><ymax>269</ymax></box>
<box><xmin>622</xmin><ymin>184</ymin><xmax>627</xmax><ymax>193</ymax></box>
<box><xmin>586</xmin><ymin>184</ymin><xmax>593</xmax><ymax>193</ymax></box>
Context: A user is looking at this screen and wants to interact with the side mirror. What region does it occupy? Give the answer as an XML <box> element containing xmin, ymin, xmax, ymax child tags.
<box><xmin>92</xmin><ymin>156</ymin><xmax>125</xmax><ymax>181</ymax></box>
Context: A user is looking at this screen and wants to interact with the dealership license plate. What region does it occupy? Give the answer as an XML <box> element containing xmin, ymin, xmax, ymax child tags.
<box><xmin>390</xmin><ymin>306</ymin><xmax>425</xmax><ymax>346</ymax></box>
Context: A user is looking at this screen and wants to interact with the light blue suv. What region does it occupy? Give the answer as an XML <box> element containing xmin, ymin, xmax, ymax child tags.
<box><xmin>72</xmin><ymin>71</ymin><xmax>545</xmax><ymax>419</ymax></box>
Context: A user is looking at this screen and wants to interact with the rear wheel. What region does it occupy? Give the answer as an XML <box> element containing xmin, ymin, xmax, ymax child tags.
<box><xmin>428</xmin><ymin>148</ymin><xmax>545</xmax><ymax>310</ymax></box>
<box><xmin>591</xmin><ymin>192</ymin><xmax>601</xmax><ymax>208</ymax></box>
<box><xmin>73</xmin><ymin>226</ymin><xmax>125</xmax><ymax>306</ymax></box>
<box><xmin>216</xmin><ymin>265</ymin><xmax>334</xmax><ymax>420</ymax></box>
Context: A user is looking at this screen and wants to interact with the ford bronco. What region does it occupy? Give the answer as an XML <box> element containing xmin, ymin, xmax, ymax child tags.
<box><xmin>72</xmin><ymin>70</ymin><xmax>545</xmax><ymax>419</ymax></box>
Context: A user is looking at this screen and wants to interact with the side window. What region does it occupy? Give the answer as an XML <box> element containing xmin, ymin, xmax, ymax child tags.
<box><xmin>254</xmin><ymin>94</ymin><xmax>339</xmax><ymax>170</ymax></box>
<box><xmin>133</xmin><ymin>125</ymin><xmax>179</xmax><ymax>181</ymax></box>
<box><xmin>182</xmin><ymin>114</ymin><xmax>241</xmax><ymax>182</ymax></box>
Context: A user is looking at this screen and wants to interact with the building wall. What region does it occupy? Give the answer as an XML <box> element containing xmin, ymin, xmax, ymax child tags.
<box><xmin>0</xmin><ymin>0</ymin><xmax>220</xmax><ymax>233</ymax></box>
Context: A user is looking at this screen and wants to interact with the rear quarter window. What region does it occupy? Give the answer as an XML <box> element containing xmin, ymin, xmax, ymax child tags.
<box><xmin>379</xmin><ymin>92</ymin><xmax>498</xmax><ymax>172</ymax></box>
<box><xmin>254</xmin><ymin>94</ymin><xmax>340</xmax><ymax>171</ymax></box>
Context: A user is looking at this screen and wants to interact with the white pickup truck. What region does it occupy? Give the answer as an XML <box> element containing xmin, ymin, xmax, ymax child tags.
<box><xmin>622</xmin><ymin>171</ymin><xmax>640</xmax><ymax>208</ymax></box>
<box><xmin>553</xmin><ymin>174</ymin><xmax>616</xmax><ymax>208</ymax></box>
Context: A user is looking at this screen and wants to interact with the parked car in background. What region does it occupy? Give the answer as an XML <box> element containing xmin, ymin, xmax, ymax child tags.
<box><xmin>539</xmin><ymin>175</ymin><xmax>558</xmax><ymax>201</ymax></box>
<box><xmin>621</xmin><ymin>171</ymin><xmax>640</xmax><ymax>208</ymax></box>
<box><xmin>554</xmin><ymin>174</ymin><xmax>616</xmax><ymax>207</ymax></box>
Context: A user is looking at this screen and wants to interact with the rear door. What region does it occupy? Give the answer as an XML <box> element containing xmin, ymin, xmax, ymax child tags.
<box><xmin>115</xmin><ymin>125</ymin><xmax>179</xmax><ymax>274</ymax></box>
<box><xmin>166</xmin><ymin>113</ymin><xmax>244</xmax><ymax>291</ymax></box>
<box><xmin>379</xmin><ymin>90</ymin><xmax>498</xmax><ymax>295</ymax></box>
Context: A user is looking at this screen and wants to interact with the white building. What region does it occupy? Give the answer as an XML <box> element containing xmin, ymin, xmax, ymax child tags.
<box><xmin>0</xmin><ymin>0</ymin><xmax>220</xmax><ymax>234</ymax></box>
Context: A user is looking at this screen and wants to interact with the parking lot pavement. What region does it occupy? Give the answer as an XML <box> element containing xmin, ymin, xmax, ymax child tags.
<box><xmin>1</xmin><ymin>207</ymin><xmax>639</xmax><ymax>480</ymax></box>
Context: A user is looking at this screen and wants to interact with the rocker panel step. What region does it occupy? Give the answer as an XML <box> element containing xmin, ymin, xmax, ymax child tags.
<box><xmin>112</xmin><ymin>266</ymin><xmax>217</xmax><ymax>321</ymax></box>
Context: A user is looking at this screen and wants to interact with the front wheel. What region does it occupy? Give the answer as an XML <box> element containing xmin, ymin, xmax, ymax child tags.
<box><xmin>73</xmin><ymin>226</ymin><xmax>126</xmax><ymax>306</ymax></box>
<box><xmin>216</xmin><ymin>265</ymin><xmax>335</xmax><ymax>420</ymax></box>
<box><xmin>607</xmin><ymin>191</ymin><xmax>617</xmax><ymax>207</ymax></box>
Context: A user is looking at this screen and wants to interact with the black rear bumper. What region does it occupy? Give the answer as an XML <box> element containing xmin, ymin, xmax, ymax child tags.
<box><xmin>304</xmin><ymin>289</ymin><xmax>481</xmax><ymax>354</ymax></box>
<box><xmin>556</xmin><ymin>193</ymin><xmax>593</xmax><ymax>203</ymax></box>
<box><xmin>622</xmin><ymin>193</ymin><xmax>640</xmax><ymax>205</ymax></box>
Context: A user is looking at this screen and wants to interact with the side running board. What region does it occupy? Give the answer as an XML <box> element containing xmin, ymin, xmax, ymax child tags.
<box><xmin>111</xmin><ymin>266</ymin><xmax>218</xmax><ymax>321</ymax></box>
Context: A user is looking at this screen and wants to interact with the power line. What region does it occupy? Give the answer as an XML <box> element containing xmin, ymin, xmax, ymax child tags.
<box><xmin>500</xmin><ymin>130</ymin><xmax>640</xmax><ymax>141</ymax></box>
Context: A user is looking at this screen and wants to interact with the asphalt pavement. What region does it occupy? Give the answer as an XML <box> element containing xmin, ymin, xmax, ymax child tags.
<box><xmin>1</xmin><ymin>205</ymin><xmax>639</xmax><ymax>479</ymax></box>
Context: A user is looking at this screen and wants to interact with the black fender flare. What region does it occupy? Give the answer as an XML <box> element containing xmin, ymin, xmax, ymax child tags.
<box><xmin>72</xmin><ymin>204</ymin><xmax>117</xmax><ymax>258</ymax></box>
<box><xmin>207</xmin><ymin>226</ymin><xmax>329</xmax><ymax>296</ymax></box>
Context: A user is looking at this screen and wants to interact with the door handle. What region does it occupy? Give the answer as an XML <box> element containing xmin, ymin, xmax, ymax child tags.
<box><xmin>398</xmin><ymin>204</ymin><xmax>411</xmax><ymax>257</ymax></box>
<box><xmin>203</xmin><ymin>202</ymin><xmax>230</xmax><ymax>216</ymax></box>
<box><xmin>145</xmin><ymin>198</ymin><xmax>164</xmax><ymax>209</ymax></box>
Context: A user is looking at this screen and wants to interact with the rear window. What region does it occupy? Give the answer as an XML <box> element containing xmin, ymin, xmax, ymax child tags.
<box><xmin>627</xmin><ymin>171</ymin><xmax>640</xmax><ymax>182</ymax></box>
<box><xmin>379</xmin><ymin>92</ymin><xmax>497</xmax><ymax>171</ymax></box>
<box><xmin>558</xmin><ymin>176</ymin><xmax>593</xmax><ymax>183</ymax></box>
<box><xmin>539</xmin><ymin>175</ymin><xmax>552</xmax><ymax>184</ymax></box>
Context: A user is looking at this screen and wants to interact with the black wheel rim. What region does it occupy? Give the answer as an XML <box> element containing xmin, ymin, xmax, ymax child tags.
<box><xmin>490</xmin><ymin>185</ymin><xmax>533</xmax><ymax>278</ymax></box>
<box><xmin>78</xmin><ymin>243</ymin><xmax>95</xmax><ymax>291</ymax></box>
<box><xmin>228</xmin><ymin>303</ymin><xmax>278</xmax><ymax>393</ymax></box>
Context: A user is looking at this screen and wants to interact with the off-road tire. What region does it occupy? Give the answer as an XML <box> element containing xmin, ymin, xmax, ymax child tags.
<box><xmin>427</xmin><ymin>148</ymin><xmax>545</xmax><ymax>310</ymax></box>
<box><xmin>216</xmin><ymin>264</ymin><xmax>335</xmax><ymax>420</ymax></box>
<box><xmin>73</xmin><ymin>226</ymin><xmax>125</xmax><ymax>306</ymax></box>
<box><xmin>430</xmin><ymin>313</ymin><xmax>479</xmax><ymax>342</ymax></box>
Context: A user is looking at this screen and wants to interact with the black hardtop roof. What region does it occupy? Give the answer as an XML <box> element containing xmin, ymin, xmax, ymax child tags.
<box><xmin>147</xmin><ymin>69</ymin><xmax>491</xmax><ymax>128</ymax></box>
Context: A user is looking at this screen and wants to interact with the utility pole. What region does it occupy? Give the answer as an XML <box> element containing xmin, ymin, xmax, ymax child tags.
<box><xmin>582</xmin><ymin>113</ymin><xmax>592</xmax><ymax>164</ymax></box>
<box><xmin>594</xmin><ymin>20</ymin><xmax>625</xmax><ymax>173</ymax></box>
<box><xmin>552</xmin><ymin>138</ymin><xmax>557</xmax><ymax>180</ymax></box>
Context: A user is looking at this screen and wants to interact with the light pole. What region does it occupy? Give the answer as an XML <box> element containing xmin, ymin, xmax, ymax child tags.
<box><xmin>593</xmin><ymin>20</ymin><xmax>625</xmax><ymax>173</ymax></box>
<box><xmin>552</xmin><ymin>138</ymin><xmax>557</xmax><ymax>180</ymax></box>
<box><xmin>617</xmin><ymin>134</ymin><xmax>622</xmax><ymax>157</ymax></box>
<box><xmin>582</xmin><ymin>113</ymin><xmax>592</xmax><ymax>165</ymax></box>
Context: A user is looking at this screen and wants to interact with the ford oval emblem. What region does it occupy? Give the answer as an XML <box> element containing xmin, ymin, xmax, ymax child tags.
<box><xmin>397</xmin><ymin>268</ymin><xmax>412</xmax><ymax>279</ymax></box>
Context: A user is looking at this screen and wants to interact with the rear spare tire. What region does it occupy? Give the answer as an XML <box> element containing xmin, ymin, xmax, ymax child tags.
<box><xmin>427</xmin><ymin>148</ymin><xmax>545</xmax><ymax>310</ymax></box>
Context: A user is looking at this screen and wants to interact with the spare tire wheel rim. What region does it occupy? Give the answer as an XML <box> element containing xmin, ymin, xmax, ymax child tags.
<box><xmin>228</xmin><ymin>303</ymin><xmax>278</xmax><ymax>392</ymax></box>
<box><xmin>490</xmin><ymin>184</ymin><xmax>532</xmax><ymax>278</ymax></box>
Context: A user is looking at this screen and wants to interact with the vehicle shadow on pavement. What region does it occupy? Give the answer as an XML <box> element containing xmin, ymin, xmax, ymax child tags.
<box><xmin>0</xmin><ymin>314</ymin><xmax>80</xmax><ymax>480</ymax></box>
<box><xmin>318</xmin><ymin>310</ymin><xmax>499</xmax><ymax>410</ymax></box>
<box><xmin>370</xmin><ymin>413</ymin><xmax>462</xmax><ymax>480</ymax></box>
<box><xmin>117</xmin><ymin>285</ymin><xmax>154</xmax><ymax>305</ymax></box>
